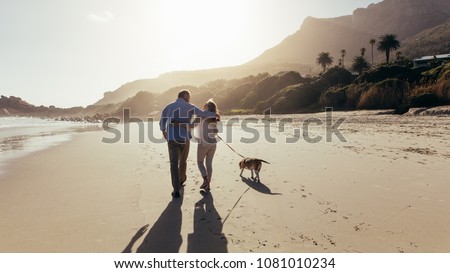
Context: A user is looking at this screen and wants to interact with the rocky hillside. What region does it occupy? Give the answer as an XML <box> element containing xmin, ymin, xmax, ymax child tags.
<box><xmin>401</xmin><ymin>18</ymin><xmax>450</xmax><ymax>59</ymax></box>
<box><xmin>352</xmin><ymin>0</ymin><xmax>450</xmax><ymax>40</ymax></box>
<box><xmin>251</xmin><ymin>0</ymin><xmax>450</xmax><ymax>66</ymax></box>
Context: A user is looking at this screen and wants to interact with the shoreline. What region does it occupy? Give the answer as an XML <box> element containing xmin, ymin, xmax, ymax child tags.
<box><xmin>0</xmin><ymin>113</ymin><xmax>449</xmax><ymax>252</ymax></box>
<box><xmin>0</xmin><ymin>118</ymin><xmax>101</xmax><ymax>178</ymax></box>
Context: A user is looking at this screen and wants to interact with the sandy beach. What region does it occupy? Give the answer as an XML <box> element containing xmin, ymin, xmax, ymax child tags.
<box><xmin>0</xmin><ymin>112</ymin><xmax>449</xmax><ymax>253</ymax></box>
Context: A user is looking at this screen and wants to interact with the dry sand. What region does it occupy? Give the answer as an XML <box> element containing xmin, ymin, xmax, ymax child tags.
<box><xmin>0</xmin><ymin>111</ymin><xmax>449</xmax><ymax>253</ymax></box>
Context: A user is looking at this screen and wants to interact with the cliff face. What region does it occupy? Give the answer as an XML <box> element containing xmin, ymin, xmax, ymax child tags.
<box><xmin>352</xmin><ymin>0</ymin><xmax>450</xmax><ymax>39</ymax></box>
<box><xmin>401</xmin><ymin>18</ymin><xmax>450</xmax><ymax>58</ymax></box>
<box><xmin>249</xmin><ymin>0</ymin><xmax>450</xmax><ymax>68</ymax></box>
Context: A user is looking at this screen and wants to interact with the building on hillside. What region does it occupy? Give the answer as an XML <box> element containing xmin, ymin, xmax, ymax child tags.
<box><xmin>413</xmin><ymin>54</ymin><xmax>450</xmax><ymax>67</ymax></box>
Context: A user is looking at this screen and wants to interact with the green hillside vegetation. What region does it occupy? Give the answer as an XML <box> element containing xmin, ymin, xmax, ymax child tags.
<box><xmin>321</xmin><ymin>62</ymin><xmax>450</xmax><ymax>112</ymax></box>
<box><xmin>3</xmin><ymin>61</ymin><xmax>449</xmax><ymax>119</ymax></box>
<box><xmin>83</xmin><ymin>60</ymin><xmax>449</xmax><ymax>118</ymax></box>
<box><xmin>409</xmin><ymin>62</ymin><xmax>450</xmax><ymax>105</ymax></box>
<box><xmin>238</xmin><ymin>71</ymin><xmax>307</xmax><ymax>109</ymax></box>
<box><xmin>108</xmin><ymin>65</ymin><xmax>424</xmax><ymax>115</ymax></box>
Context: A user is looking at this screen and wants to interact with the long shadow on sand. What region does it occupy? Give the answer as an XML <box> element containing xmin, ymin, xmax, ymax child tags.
<box><xmin>240</xmin><ymin>176</ymin><xmax>282</xmax><ymax>195</ymax></box>
<box><xmin>123</xmin><ymin>196</ymin><xmax>183</xmax><ymax>253</ymax></box>
<box><xmin>122</xmin><ymin>224</ymin><xmax>150</xmax><ymax>253</ymax></box>
<box><xmin>187</xmin><ymin>192</ymin><xmax>228</xmax><ymax>253</ymax></box>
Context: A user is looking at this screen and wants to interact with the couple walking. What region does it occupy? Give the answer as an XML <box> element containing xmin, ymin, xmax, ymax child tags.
<box><xmin>159</xmin><ymin>90</ymin><xmax>220</xmax><ymax>198</ymax></box>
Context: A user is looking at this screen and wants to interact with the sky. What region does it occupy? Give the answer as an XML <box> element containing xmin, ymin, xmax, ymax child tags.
<box><xmin>0</xmin><ymin>0</ymin><xmax>382</xmax><ymax>107</ymax></box>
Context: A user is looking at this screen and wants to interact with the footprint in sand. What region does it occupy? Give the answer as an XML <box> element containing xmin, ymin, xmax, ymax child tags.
<box><xmin>353</xmin><ymin>222</ymin><xmax>371</xmax><ymax>232</ymax></box>
<box><xmin>409</xmin><ymin>242</ymin><xmax>419</xmax><ymax>249</ymax></box>
<box><xmin>325</xmin><ymin>208</ymin><xmax>337</xmax><ymax>214</ymax></box>
<box><xmin>397</xmin><ymin>247</ymin><xmax>405</xmax><ymax>253</ymax></box>
<box><xmin>321</xmin><ymin>233</ymin><xmax>336</xmax><ymax>246</ymax></box>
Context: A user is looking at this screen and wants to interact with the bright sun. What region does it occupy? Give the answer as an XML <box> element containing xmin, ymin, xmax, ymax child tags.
<box><xmin>153</xmin><ymin>0</ymin><xmax>250</xmax><ymax>69</ymax></box>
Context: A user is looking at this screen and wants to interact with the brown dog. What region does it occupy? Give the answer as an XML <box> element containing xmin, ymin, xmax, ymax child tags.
<box><xmin>239</xmin><ymin>158</ymin><xmax>270</xmax><ymax>182</ymax></box>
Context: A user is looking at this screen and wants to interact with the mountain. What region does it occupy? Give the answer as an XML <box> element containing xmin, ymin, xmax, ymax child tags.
<box><xmin>247</xmin><ymin>16</ymin><xmax>373</xmax><ymax>66</ymax></box>
<box><xmin>251</xmin><ymin>0</ymin><xmax>450</xmax><ymax>66</ymax></box>
<box><xmin>401</xmin><ymin>18</ymin><xmax>450</xmax><ymax>59</ymax></box>
<box><xmin>91</xmin><ymin>0</ymin><xmax>450</xmax><ymax>106</ymax></box>
<box><xmin>352</xmin><ymin>0</ymin><xmax>450</xmax><ymax>40</ymax></box>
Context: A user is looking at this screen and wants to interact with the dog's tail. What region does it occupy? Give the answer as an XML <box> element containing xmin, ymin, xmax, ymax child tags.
<box><xmin>259</xmin><ymin>159</ymin><xmax>270</xmax><ymax>164</ymax></box>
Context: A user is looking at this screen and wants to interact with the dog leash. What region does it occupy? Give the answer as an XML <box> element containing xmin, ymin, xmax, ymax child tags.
<box><xmin>216</xmin><ymin>134</ymin><xmax>245</xmax><ymax>158</ymax></box>
<box><xmin>215</xmin><ymin>134</ymin><xmax>252</xmax><ymax>226</ymax></box>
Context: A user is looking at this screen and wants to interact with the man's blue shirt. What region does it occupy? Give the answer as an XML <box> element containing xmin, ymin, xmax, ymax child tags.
<box><xmin>159</xmin><ymin>98</ymin><xmax>215</xmax><ymax>142</ymax></box>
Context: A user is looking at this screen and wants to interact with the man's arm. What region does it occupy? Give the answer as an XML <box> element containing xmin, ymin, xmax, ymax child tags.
<box><xmin>191</xmin><ymin>105</ymin><xmax>216</xmax><ymax>118</ymax></box>
<box><xmin>159</xmin><ymin>106</ymin><xmax>169</xmax><ymax>140</ymax></box>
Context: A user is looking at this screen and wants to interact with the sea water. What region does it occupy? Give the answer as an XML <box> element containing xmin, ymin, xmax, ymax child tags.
<box><xmin>0</xmin><ymin>117</ymin><xmax>96</xmax><ymax>177</ymax></box>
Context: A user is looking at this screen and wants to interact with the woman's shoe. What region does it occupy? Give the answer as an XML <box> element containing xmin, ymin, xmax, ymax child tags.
<box><xmin>200</xmin><ymin>176</ymin><xmax>208</xmax><ymax>189</ymax></box>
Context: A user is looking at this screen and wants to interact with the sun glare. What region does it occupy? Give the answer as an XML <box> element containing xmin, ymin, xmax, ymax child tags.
<box><xmin>153</xmin><ymin>0</ymin><xmax>249</xmax><ymax>69</ymax></box>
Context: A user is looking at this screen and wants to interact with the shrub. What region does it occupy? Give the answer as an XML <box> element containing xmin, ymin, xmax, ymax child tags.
<box><xmin>358</xmin><ymin>79</ymin><xmax>406</xmax><ymax>109</ymax></box>
<box><xmin>320</xmin><ymin>87</ymin><xmax>347</xmax><ymax>109</ymax></box>
<box><xmin>357</xmin><ymin>65</ymin><xmax>412</xmax><ymax>84</ymax></box>
<box><xmin>409</xmin><ymin>77</ymin><xmax>450</xmax><ymax>105</ymax></box>
<box><xmin>345</xmin><ymin>84</ymin><xmax>369</xmax><ymax>109</ymax></box>
<box><xmin>316</xmin><ymin>67</ymin><xmax>356</xmax><ymax>88</ymax></box>
<box><xmin>262</xmin><ymin>82</ymin><xmax>321</xmax><ymax>114</ymax></box>
<box><xmin>239</xmin><ymin>71</ymin><xmax>304</xmax><ymax>108</ymax></box>
<box><xmin>227</xmin><ymin>108</ymin><xmax>254</xmax><ymax>115</ymax></box>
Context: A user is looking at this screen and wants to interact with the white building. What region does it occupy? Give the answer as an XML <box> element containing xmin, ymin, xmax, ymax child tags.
<box><xmin>413</xmin><ymin>54</ymin><xmax>450</xmax><ymax>67</ymax></box>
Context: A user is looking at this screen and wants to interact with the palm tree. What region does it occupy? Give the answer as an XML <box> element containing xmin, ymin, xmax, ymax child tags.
<box><xmin>360</xmin><ymin>47</ymin><xmax>366</xmax><ymax>57</ymax></box>
<box><xmin>340</xmin><ymin>49</ymin><xmax>347</xmax><ymax>68</ymax></box>
<box><xmin>351</xmin><ymin>56</ymin><xmax>370</xmax><ymax>75</ymax></box>
<box><xmin>316</xmin><ymin>52</ymin><xmax>334</xmax><ymax>72</ymax></box>
<box><xmin>369</xmin><ymin>38</ymin><xmax>376</xmax><ymax>66</ymax></box>
<box><xmin>377</xmin><ymin>34</ymin><xmax>400</xmax><ymax>63</ymax></box>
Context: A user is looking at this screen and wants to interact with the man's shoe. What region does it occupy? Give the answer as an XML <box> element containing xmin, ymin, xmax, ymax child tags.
<box><xmin>171</xmin><ymin>191</ymin><xmax>180</xmax><ymax>198</ymax></box>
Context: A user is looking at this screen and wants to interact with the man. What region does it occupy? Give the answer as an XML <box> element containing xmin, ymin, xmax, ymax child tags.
<box><xmin>160</xmin><ymin>90</ymin><xmax>218</xmax><ymax>198</ymax></box>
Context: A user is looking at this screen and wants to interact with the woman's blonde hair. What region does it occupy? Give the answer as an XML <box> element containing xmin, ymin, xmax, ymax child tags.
<box><xmin>205</xmin><ymin>99</ymin><xmax>218</xmax><ymax>114</ymax></box>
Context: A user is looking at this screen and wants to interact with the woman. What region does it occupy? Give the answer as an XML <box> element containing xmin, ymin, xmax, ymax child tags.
<box><xmin>196</xmin><ymin>99</ymin><xmax>219</xmax><ymax>191</ymax></box>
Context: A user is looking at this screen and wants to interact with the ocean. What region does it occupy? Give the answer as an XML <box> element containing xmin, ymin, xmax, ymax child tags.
<box><xmin>0</xmin><ymin>117</ymin><xmax>99</xmax><ymax>177</ymax></box>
